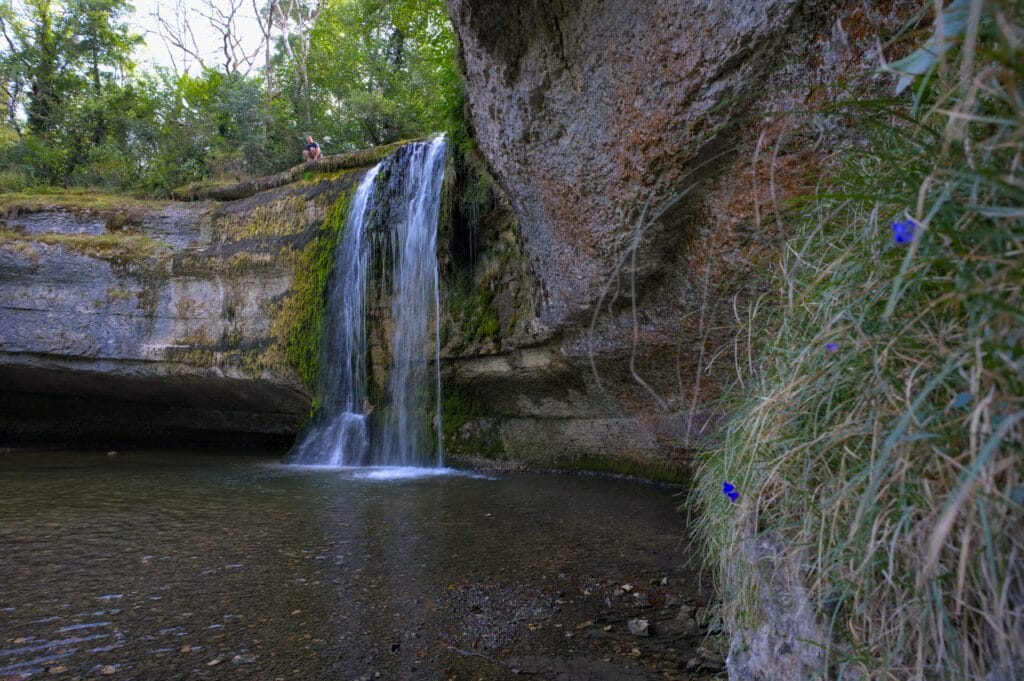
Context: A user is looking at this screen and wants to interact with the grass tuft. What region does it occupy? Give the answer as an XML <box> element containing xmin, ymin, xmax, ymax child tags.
<box><xmin>694</xmin><ymin>2</ymin><xmax>1023</xmax><ymax>678</ymax></box>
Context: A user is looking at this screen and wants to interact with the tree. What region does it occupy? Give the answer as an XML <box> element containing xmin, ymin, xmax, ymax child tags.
<box><xmin>304</xmin><ymin>0</ymin><xmax>459</xmax><ymax>150</ymax></box>
<box><xmin>0</xmin><ymin>0</ymin><xmax>140</xmax><ymax>181</ymax></box>
<box><xmin>70</xmin><ymin>0</ymin><xmax>138</xmax><ymax>95</ymax></box>
<box><xmin>5</xmin><ymin>0</ymin><xmax>66</xmax><ymax>138</ymax></box>
<box><xmin>270</xmin><ymin>0</ymin><xmax>320</xmax><ymax>126</ymax></box>
<box><xmin>0</xmin><ymin>0</ymin><xmax>460</xmax><ymax>191</ymax></box>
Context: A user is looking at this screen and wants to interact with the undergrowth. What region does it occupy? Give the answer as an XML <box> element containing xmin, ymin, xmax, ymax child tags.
<box><xmin>695</xmin><ymin>1</ymin><xmax>1022</xmax><ymax>678</ymax></box>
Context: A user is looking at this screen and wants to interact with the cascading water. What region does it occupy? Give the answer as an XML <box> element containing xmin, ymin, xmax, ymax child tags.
<box><xmin>288</xmin><ymin>136</ymin><xmax>446</xmax><ymax>468</ymax></box>
<box><xmin>378</xmin><ymin>139</ymin><xmax>446</xmax><ymax>467</ymax></box>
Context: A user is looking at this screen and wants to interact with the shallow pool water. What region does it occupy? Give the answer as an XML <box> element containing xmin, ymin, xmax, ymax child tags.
<box><xmin>0</xmin><ymin>450</ymin><xmax>710</xmax><ymax>680</ymax></box>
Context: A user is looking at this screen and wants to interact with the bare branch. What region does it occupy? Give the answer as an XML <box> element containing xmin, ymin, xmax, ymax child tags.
<box><xmin>272</xmin><ymin>0</ymin><xmax>322</xmax><ymax>124</ymax></box>
<box><xmin>253</xmin><ymin>0</ymin><xmax>275</xmax><ymax>99</ymax></box>
<box><xmin>151</xmin><ymin>0</ymin><xmax>205</xmax><ymax>75</ymax></box>
<box><xmin>196</xmin><ymin>0</ymin><xmax>261</xmax><ymax>75</ymax></box>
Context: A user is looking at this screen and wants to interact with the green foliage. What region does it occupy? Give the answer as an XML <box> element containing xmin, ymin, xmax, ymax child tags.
<box><xmin>695</xmin><ymin>4</ymin><xmax>1023</xmax><ymax>678</ymax></box>
<box><xmin>126</xmin><ymin>69</ymin><xmax>301</xmax><ymax>193</ymax></box>
<box><xmin>306</xmin><ymin>0</ymin><xmax>463</xmax><ymax>150</ymax></box>
<box><xmin>0</xmin><ymin>168</ymin><xmax>36</xmax><ymax>192</ymax></box>
<box><xmin>0</xmin><ymin>0</ymin><xmax>142</xmax><ymax>183</ymax></box>
<box><xmin>0</xmin><ymin>0</ymin><xmax>461</xmax><ymax>193</ymax></box>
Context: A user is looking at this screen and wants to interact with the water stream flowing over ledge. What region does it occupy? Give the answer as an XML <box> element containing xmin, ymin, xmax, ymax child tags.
<box><xmin>288</xmin><ymin>137</ymin><xmax>447</xmax><ymax>469</ymax></box>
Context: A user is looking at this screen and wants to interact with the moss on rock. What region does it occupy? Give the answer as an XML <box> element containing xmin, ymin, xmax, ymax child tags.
<box><xmin>0</xmin><ymin>189</ymin><xmax>176</xmax><ymax>216</ymax></box>
<box><xmin>211</xmin><ymin>195</ymin><xmax>308</xmax><ymax>242</ymax></box>
<box><xmin>268</xmin><ymin>178</ymin><xmax>357</xmax><ymax>391</ymax></box>
<box><xmin>176</xmin><ymin>140</ymin><xmax>420</xmax><ymax>202</ymax></box>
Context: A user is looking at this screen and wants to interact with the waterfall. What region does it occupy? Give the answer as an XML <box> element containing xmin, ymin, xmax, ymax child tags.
<box><xmin>288</xmin><ymin>137</ymin><xmax>446</xmax><ymax>468</ymax></box>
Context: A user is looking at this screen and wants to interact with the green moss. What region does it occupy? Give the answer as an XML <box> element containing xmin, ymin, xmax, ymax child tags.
<box><xmin>441</xmin><ymin>385</ymin><xmax>480</xmax><ymax>442</ymax></box>
<box><xmin>443</xmin><ymin>277</ymin><xmax>502</xmax><ymax>351</ymax></box>
<box><xmin>440</xmin><ymin>385</ymin><xmax>505</xmax><ymax>457</ymax></box>
<box><xmin>212</xmin><ymin>195</ymin><xmax>308</xmax><ymax>241</ymax></box>
<box><xmin>104</xmin><ymin>208</ymin><xmax>146</xmax><ymax>232</ymax></box>
<box><xmin>170</xmin><ymin>179</ymin><xmax>236</xmax><ymax>201</ymax></box>
<box><xmin>105</xmin><ymin>287</ymin><xmax>133</xmax><ymax>301</ymax></box>
<box><xmin>312</xmin><ymin>139</ymin><xmax>414</xmax><ymax>177</ymax></box>
<box><xmin>461</xmin><ymin>287</ymin><xmax>500</xmax><ymax>344</ymax></box>
<box><xmin>164</xmin><ymin>342</ymin><xmax>215</xmax><ymax>368</ymax></box>
<box><xmin>238</xmin><ymin>348</ymin><xmax>267</xmax><ymax>378</ymax></box>
<box><xmin>176</xmin><ymin>330</ymin><xmax>214</xmax><ymax>346</ymax></box>
<box><xmin>0</xmin><ymin>189</ymin><xmax>174</xmax><ymax>214</ymax></box>
<box><xmin>177</xmin><ymin>140</ymin><xmax>419</xmax><ymax>202</ymax></box>
<box><xmin>162</xmin><ymin>329</ymin><xmax>272</xmax><ymax>374</ymax></box>
<box><xmin>0</xmin><ymin>239</ymin><xmax>39</xmax><ymax>262</ymax></box>
<box><xmin>170</xmin><ymin>249</ymin><xmax>291</xmax><ymax>277</ymax></box>
<box><xmin>268</xmin><ymin>183</ymin><xmax>354</xmax><ymax>391</ymax></box>
<box><xmin>224</xmin><ymin>251</ymin><xmax>277</xmax><ymax>274</ymax></box>
<box><xmin>438</xmin><ymin>143</ymin><xmax>536</xmax><ymax>355</ymax></box>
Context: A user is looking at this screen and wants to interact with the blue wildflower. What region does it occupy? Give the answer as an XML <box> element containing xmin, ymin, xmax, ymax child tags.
<box><xmin>722</xmin><ymin>481</ymin><xmax>739</xmax><ymax>503</ymax></box>
<box><xmin>891</xmin><ymin>219</ymin><xmax>917</xmax><ymax>244</ymax></box>
<box><xmin>826</xmin><ymin>342</ymin><xmax>839</xmax><ymax>353</ymax></box>
<box><xmin>951</xmin><ymin>392</ymin><xmax>974</xmax><ymax>410</ymax></box>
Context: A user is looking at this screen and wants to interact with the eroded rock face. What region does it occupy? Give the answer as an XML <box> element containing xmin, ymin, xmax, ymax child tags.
<box><xmin>0</xmin><ymin>172</ymin><xmax>364</xmax><ymax>446</ymax></box>
<box><xmin>441</xmin><ymin>0</ymin><xmax>917</xmax><ymax>473</ymax></box>
<box><xmin>725</xmin><ymin>536</ymin><xmax>828</xmax><ymax>681</ymax></box>
<box><xmin>449</xmin><ymin>0</ymin><xmax>818</xmax><ymax>328</ymax></box>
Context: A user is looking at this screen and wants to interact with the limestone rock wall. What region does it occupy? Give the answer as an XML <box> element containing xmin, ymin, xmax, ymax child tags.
<box><xmin>448</xmin><ymin>0</ymin><xmax>816</xmax><ymax>329</ymax></box>
<box><xmin>0</xmin><ymin>171</ymin><xmax>365</xmax><ymax>446</ymax></box>
<box><xmin>439</xmin><ymin>0</ymin><xmax>918</xmax><ymax>477</ymax></box>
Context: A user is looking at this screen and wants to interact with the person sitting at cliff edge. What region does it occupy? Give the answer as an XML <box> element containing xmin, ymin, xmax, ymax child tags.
<box><xmin>303</xmin><ymin>135</ymin><xmax>322</xmax><ymax>162</ymax></box>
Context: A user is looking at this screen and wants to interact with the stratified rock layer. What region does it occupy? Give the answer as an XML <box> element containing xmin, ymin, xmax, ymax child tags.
<box><xmin>0</xmin><ymin>171</ymin><xmax>365</xmax><ymax>446</ymax></box>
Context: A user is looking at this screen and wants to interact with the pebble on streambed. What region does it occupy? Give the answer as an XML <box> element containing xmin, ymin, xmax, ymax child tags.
<box><xmin>627</xmin><ymin>618</ymin><xmax>651</xmax><ymax>637</ymax></box>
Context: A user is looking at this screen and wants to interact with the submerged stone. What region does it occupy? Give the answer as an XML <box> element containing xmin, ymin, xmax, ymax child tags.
<box><xmin>627</xmin><ymin>618</ymin><xmax>650</xmax><ymax>637</ymax></box>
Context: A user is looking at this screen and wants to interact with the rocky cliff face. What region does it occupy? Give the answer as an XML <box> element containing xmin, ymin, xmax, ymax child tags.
<box><xmin>438</xmin><ymin>0</ymin><xmax>917</xmax><ymax>478</ymax></box>
<box><xmin>448</xmin><ymin>0</ymin><xmax>819</xmax><ymax>329</ymax></box>
<box><xmin>0</xmin><ymin>169</ymin><xmax>368</xmax><ymax>446</ymax></box>
<box><xmin>0</xmin><ymin>0</ymin><xmax>914</xmax><ymax>486</ymax></box>
<box><xmin>442</xmin><ymin>0</ymin><xmax>921</xmax><ymax>676</ymax></box>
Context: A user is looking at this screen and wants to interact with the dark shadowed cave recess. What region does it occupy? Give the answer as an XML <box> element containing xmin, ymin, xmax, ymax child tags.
<box><xmin>0</xmin><ymin>363</ymin><xmax>306</xmax><ymax>449</ymax></box>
